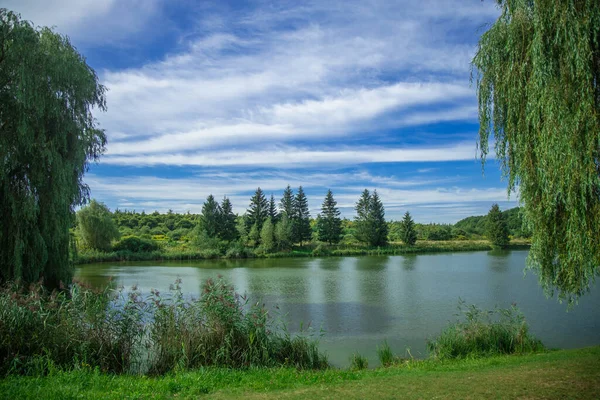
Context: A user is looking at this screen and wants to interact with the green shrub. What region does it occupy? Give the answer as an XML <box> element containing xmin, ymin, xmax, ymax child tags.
<box><xmin>113</xmin><ymin>236</ymin><xmax>160</xmax><ymax>253</ymax></box>
<box><xmin>427</xmin><ymin>300</ymin><xmax>545</xmax><ymax>360</ymax></box>
<box><xmin>225</xmin><ymin>243</ymin><xmax>254</xmax><ymax>259</ymax></box>
<box><xmin>349</xmin><ymin>353</ymin><xmax>368</xmax><ymax>370</ymax></box>
<box><xmin>376</xmin><ymin>341</ymin><xmax>395</xmax><ymax>367</ymax></box>
<box><xmin>312</xmin><ymin>244</ymin><xmax>331</xmax><ymax>256</ymax></box>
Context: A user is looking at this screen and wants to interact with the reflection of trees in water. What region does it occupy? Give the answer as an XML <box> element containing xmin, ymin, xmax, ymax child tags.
<box><xmin>402</xmin><ymin>255</ymin><xmax>417</xmax><ymax>271</ymax></box>
<box><xmin>488</xmin><ymin>249</ymin><xmax>510</xmax><ymax>273</ymax></box>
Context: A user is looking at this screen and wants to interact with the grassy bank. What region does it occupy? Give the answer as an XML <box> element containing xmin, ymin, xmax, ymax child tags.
<box><xmin>1</xmin><ymin>346</ymin><xmax>598</xmax><ymax>399</ymax></box>
<box><xmin>75</xmin><ymin>239</ymin><xmax>531</xmax><ymax>265</ymax></box>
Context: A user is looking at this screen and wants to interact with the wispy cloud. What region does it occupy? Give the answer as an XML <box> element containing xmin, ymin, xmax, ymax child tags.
<box><xmin>11</xmin><ymin>0</ymin><xmax>506</xmax><ymax>222</ymax></box>
<box><xmin>103</xmin><ymin>142</ymin><xmax>481</xmax><ymax>167</ymax></box>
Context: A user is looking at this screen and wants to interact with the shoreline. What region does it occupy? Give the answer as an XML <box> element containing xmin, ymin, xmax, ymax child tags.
<box><xmin>74</xmin><ymin>240</ymin><xmax>531</xmax><ymax>265</ymax></box>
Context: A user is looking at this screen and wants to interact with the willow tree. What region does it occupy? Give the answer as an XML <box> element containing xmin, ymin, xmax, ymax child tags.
<box><xmin>473</xmin><ymin>0</ymin><xmax>600</xmax><ymax>301</ymax></box>
<box><xmin>0</xmin><ymin>10</ymin><xmax>107</xmax><ymax>288</ymax></box>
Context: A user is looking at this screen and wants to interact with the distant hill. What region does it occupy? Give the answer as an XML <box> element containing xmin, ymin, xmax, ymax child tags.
<box><xmin>454</xmin><ymin>207</ymin><xmax>530</xmax><ymax>238</ymax></box>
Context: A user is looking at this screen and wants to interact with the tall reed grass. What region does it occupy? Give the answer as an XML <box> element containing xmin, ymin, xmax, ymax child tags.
<box><xmin>427</xmin><ymin>299</ymin><xmax>544</xmax><ymax>359</ymax></box>
<box><xmin>0</xmin><ymin>278</ymin><xmax>328</xmax><ymax>376</ymax></box>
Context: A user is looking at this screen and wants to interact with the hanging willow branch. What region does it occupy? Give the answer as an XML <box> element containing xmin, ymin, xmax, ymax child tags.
<box><xmin>0</xmin><ymin>9</ymin><xmax>106</xmax><ymax>288</ymax></box>
<box><xmin>473</xmin><ymin>0</ymin><xmax>600</xmax><ymax>302</ymax></box>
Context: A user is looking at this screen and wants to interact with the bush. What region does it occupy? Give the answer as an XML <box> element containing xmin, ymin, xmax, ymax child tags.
<box><xmin>113</xmin><ymin>236</ymin><xmax>160</xmax><ymax>253</ymax></box>
<box><xmin>225</xmin><ymin>243</ymin><xmax>254</xmax><ymax>259</ymax></box>
<box><xmin>427</xmin><ymin>300</ymin><xmax>545</xmax><ymax>360</ymax></box>
<box><xmin>349</xmin><ymin>353</ymin><xmax>368</xmax><ymax>370</ymax></box>
<box><xmin>312</xmin><ymin>243</ymin><xmax>331</xmax><ymax>257</ymax></box>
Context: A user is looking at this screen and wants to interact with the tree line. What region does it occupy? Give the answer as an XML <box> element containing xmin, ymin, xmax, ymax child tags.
<box><xmin>75</xmin><ymin>186</ymin><xmax>520</xmax><ymax>255</ymax></box>
<box><xmin>75</xmin><ymin>186</ymin><xmax>431</xmax><ymax>252</ymax></box>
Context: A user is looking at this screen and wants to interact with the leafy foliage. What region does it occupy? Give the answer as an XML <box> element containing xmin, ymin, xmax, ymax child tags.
<box><xmin>259</xmin><ymin>218</ymin><xmax>275</xmax><ymax>252</ymax></box>
<box><xmin>113</xmin><ymin>236</ymin><xmax>160</xmax><ymax>253</ymax></box>
<box><xmin>0</xmin><ymin>10</ymin><xmax>107</xmax><ymax>288</ymax></box>
<box><xmin>473</xmin><ymin>0</ymin><xmax>600</xmax><ymax>300</ymax></box>
<box><xmin>76</xmin><ymin>200</ymin><xmax>120</xmax><ymax>251</ymax></box>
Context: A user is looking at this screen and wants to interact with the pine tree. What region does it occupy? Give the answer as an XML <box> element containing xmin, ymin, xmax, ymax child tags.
<box><xmin>369</xmin><ymin>190</ymin><xmax>388</xmax><ymax>246</ymax></box>
<box><xmin>199</xmin><ymin>195</ymin><xmax>220</xmax><ymax>238</ymax></box>
<box><xmin>260</xmin><ymin>218</ymin><xmax>275</xmax><ymax>252</ymax></box>
<box><xmin>218</xmin><ymin>197</ymin><xmax>238</xmax><ymax>242</ymax></box>
<box><xmin>317</xmin><ymin>190</ymin><xmax>342</xmax><ymax>245</ymax></box>
<box><xmin>279</xmin><ymin>185</ymin><xmax>295</xmax><ymax>218</ymax></box>
<box><xmin>400</xmin><ymin>211</ymin><xmax>417</xmax><ymax>246</ymax></box>
<box><xmin>293</xmin><ymin>186</ymin><xmax>312</xmax><ymax>246</ymax></box>
<box><xmin>268</xmin><ymin>195</ymin><xmax>279</xmax><ymax>224</ymax></box>
<box><xmin>246</xmin><ymin>187</ymin><xmax>269</xmax><ymax>233</ymax></box>
<box><xmin>486</xmin><ymin>204</ymin><xmax>509</xmax><ymax>248</ymax></box>
<box><xmin>354</xmin><ymin>189</ymin><xmax>372</xmax><ymax>244</ymax></box>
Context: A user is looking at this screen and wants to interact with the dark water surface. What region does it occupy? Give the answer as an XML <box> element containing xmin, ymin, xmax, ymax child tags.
<box><xmin>75</xmin><ymin>251</ymin><xmax>600</xmax><ymax>367</ymax></box>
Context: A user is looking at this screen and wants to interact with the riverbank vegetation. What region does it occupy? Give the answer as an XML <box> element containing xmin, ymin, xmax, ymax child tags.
<box><xmin>0</xmin><ymin>275</ymin><xmax>590</xmax><ymax>398</ymax></box>
<box><xmin>1</xmin><ymin>277</ymin><xmax>546</xmax><ymax>377</ymax></box>
<box><xmin>73</xmin><ymin>187</ymin><xmax>526</xmax><ymax>264</ymax></box>
<box><xmin>0</xmin><ymin>278</ymin><xmax>327</xmax><ymax>377</ymax></box>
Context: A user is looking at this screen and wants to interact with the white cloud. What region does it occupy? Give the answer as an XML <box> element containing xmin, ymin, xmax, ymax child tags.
<box><xmin>86</xmin><ymin>170</ymin><xmax>517</xmax><ymax>222</ymax></box>
<box><xmin>102</xmin><ymin>142</ymin><xmax>481</xmax><ymax>167</ymax></box>
<box><xmin>5</xmin><ymin>0</ymin><xmax>162</xmax><ymax>44</ymax></box>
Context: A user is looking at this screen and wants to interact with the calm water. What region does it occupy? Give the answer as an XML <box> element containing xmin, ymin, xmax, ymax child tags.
<box><xmin>75</xmin><ymin>251</ymin><xmax>600</xmax><ymax>367</ymax></box>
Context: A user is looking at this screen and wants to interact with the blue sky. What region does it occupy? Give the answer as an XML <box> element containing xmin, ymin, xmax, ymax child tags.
<box><xmin>7</xmin><ymin>0</ymin><xmax>518</xmax><ymax>223</ymax></box>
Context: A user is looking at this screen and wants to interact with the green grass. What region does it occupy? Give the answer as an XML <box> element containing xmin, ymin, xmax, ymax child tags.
<box><xmin>1</xmin><ymin>346</ymin><xmax>598</xmax><ymax>399</ymax></box>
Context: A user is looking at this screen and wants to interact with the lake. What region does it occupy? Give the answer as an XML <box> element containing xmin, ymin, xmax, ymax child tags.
<box><xmin>75</xmin><ymin>250</ymin><xmax>600</xmax><ymax>367</ymax></box>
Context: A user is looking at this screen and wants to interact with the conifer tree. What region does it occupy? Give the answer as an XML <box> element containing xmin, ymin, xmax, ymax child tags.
<box><xmin>486</xmin><ymin>204</ymin><xmax>509</xmax><ymax>248</ymax></box>
<box><xmin>218</xmin><ymin>197</ymin><xmax>238</xmax><ymax>242</ymax></box>
<box><xmin>354</xmin><ymin>189</ymin><xmax>372</xmax><ymax>244</ymax></box>
<box><xmin>279</xmin><ymin>185</ymin><xmax>295</xmax><ymax>218</ymax></box>
<box><xmin>317</xmin><ymin>190</ymin><xmax>342</xmax><ymax>245</ymax></box>
<box><xmin>369</xmin><ymin>190</ymin><xmax>388</xmax><ymax>247</ymax></box>
<box><xmin>293</xmin><ymin>186</ymin><xmax>312</xmax><ymax>246</ymax></box>
<box><xmin>400</xmin><ymin>211</ymin><xmax>417</xmax><ymax>246</ymax></box>
<box><xmin>199</xmin><ymin>195</ymin><xmax>220</xmax><ymax>239</ymax></box>
<box><xmin>246</xmin><ymin>187</ymin><xmax>268</xmax><ymax>233</ymax></box>
<box><xmin>268</xmin><ymin>195</ymin><xmax>279</xmax><ymax>224</ymax></box>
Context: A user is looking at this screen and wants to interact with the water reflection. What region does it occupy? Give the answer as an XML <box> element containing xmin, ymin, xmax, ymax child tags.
<box><xmin>75</xmin><ymin>251</ymin><xmax>600</xmax><ymax>367</ymax></box>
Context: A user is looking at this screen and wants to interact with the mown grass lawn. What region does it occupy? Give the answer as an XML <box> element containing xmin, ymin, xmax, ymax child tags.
<box><xmin>2</xmin><ymin>346</ymin><xmax>598</xmax><ymax>400</ymax></box>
